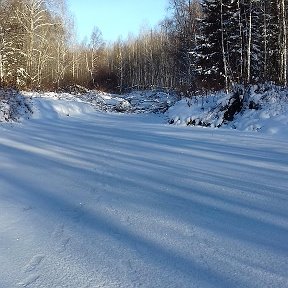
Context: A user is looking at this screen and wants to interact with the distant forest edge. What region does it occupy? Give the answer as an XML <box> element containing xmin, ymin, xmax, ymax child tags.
<box><xmin>0</xmin><ymin>0</ymin><xmax>288</xmax><ymax>94</ymax></box>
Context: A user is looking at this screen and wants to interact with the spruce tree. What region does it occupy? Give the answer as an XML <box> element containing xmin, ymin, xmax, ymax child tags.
<box><xmin>195</xmin><ymin>0</ymin><xmax>225</xmax><ymax>90</ymax></box>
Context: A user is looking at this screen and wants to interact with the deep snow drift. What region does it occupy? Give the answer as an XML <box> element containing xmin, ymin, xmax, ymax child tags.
<box><xmin>0</xmin><ymin>91</ymin><xmax>288</xmax><ymax>287</ymax></box>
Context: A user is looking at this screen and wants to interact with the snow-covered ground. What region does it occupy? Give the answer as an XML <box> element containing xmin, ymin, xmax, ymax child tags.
<box><xmin>0</xmin><ymin>92</ymin><xmax>288</xmax><ymax>287</ymax></box>
<box><xmin>167</xmin><ymin>85</ymin><xmax>288</xmax><ymax>137</ymax></box>
<box><xmin>22</xmin><ymin>89</ymin><xmax>178</xmax><ymax>115</ymax></box>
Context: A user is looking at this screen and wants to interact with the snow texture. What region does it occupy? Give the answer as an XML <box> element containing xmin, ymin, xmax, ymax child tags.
<box><xmin>0</xmin><ymin>90</ymin><xmax>288</xmax><ymax>287</ymax></box>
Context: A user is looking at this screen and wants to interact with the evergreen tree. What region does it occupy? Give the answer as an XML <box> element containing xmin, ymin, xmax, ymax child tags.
<box><xmin>195</xmin><ymin>0</ymin><xmax>229</xmax><ymax>90</ymax></box>
<box><xmin>264</xmin><ymin>0</ymin><xmax>281</xmax><ymax>82</ymax></box>
<box><xmin>195</xmin><ymin>0</ymin><xmax>272</xmax><ymax>90</ymax></box>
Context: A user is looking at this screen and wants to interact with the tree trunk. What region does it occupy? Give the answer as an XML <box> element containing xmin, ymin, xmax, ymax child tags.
<box><xmin>220</xmin><ymin>0</ymin><xmax>229</xmax><ymax>93</ymax></box>
<box><xmin>280</xmin><ymin>0</ymin><xmax>287</xmax><ymax>85</ymax></box>
<box><xmin>247</xmin><ymin>0</ymin><xmax>252</xmax><ymax>84</ymax></box>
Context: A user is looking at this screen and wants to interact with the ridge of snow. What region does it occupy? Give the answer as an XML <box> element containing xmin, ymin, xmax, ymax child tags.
<box><xmin>2</xmin><ymin>86</ymin><xmax>288</xmax><ymax>139</ymax></box>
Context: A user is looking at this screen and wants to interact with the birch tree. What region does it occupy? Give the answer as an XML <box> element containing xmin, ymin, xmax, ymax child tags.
<box><xmin>86</xmin><ymin>26</ymin><xmax>104</xmax><ymax>87</ymax></box>
<box><xmin>279</xmin><ymin>0</ymin><xmax>287</xmax><ymax>85</ymax></box>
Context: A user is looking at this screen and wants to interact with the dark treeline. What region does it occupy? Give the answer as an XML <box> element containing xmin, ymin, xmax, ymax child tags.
<box><xmin>196</xmin><ymin>0</ymin><xmax>288</xmax><ymax>92</ymax></box>
<box><xmin>0</xmin><ymin>0</ymin><xmax>288</xmax><ymax>93</ymax></box>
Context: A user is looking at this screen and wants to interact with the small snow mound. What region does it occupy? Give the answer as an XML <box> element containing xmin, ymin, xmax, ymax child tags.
<box><xmin>24</xmin><ymin>90</ymin><xmax>133</xmax><ymax>114</ymax></box>
<box><xmin>23</xmin><ymin>89</ymin><xmax>177</xmax><ymax>117</ymax></box>
<box><xmin>0</xmin><ymin>89</ymin><xmax>32</xmax><ymax>122</ymax></box>
<box><xmin>31</xmin><ymin>98</ymin><xmax>95</xmax><ymax>120</ymax></box>
<box><xmin>57</xmin><ymin>84</ymin><xmax>89</xmax><ymax>95</ymax></box>
<box><xmin>122</xmin><ymin>90</ymin><xmax>178</xmax><ymax>113</ymax></box>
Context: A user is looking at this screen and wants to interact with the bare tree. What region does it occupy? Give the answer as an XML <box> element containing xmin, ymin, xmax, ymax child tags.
<box><xmin>86</xmin><ymin>26</ymin><xmax>104</xmax><ymax>87</ymax></box>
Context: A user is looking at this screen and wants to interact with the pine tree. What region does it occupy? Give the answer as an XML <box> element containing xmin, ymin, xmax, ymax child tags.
<box><xmin>195</xmin><ymin>0</ymin><xmax>268</xmax><ymax>90</ymax></box>
<box><xmin>195</xmin><ymin>0</ymin><xmax>229</xmax><ymax>90</ymax></box>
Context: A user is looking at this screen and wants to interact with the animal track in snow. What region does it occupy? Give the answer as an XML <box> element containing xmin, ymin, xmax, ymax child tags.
<box><xmin>18</xmin><ymin>274</ymin><xmax>40</xmax><ymax>287</ymax></box>
<box><xmin>23</xmin><ymin>254</ymin><xmax>45</xmax><ymax>272</ymax></box>
<box><xmin>52</xmin><ymin>224</ymin><xmax>64</xmax><ymax>239</ymax></box>
<box><xmin>56</xmin><ymin>237</ymin><xmax>70</xmax><ymax>253</ymax></box>
<box><xmin>52</xmin><ymin>224</ymin><xmax>71</xmax><ymax>253</ymax></box>
<box><xmin>18</xmin><ymin>255</ymin><xmax>45</xmax><ymax>287</ymax></box>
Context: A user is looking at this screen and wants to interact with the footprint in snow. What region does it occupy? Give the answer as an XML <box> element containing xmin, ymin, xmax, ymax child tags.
<box><xmin>52</xmin><ymin>224</ymin><xmax>64</xmax><ymax>238</ymax></box>
<box><xmin>52</xmin><ymin>224</ymin><xmax>71</xmax><ymax>253</ymax></box>
<box><xmin>18</xmin><ymin>255</ymin><xmax>45</xmax><ymax>287</ymax></box>
<box><xmin>56</xmin><ymin>237</ymin><xmax>71</xmax><ymax>253</ymax></box>
<box><xmin>18</xmin><ymin>274</ymin><xmax>40</xmax><ymax>287</ymax></box>
<box><xmin>23</xmin><ymin>254</ymin><xmax>45</xmax><ymax>273</ymax></box>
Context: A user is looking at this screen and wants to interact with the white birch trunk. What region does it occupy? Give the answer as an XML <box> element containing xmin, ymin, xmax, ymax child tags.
<box><xmin>0</xmin><ymin>54</ymin><xmax>3</xmax><ymax>85</ymax></box>
<box><xmin>281</xmin><ymin>0</ymin><xmax>287</xmax><ymax>85</ymax></box>
<box><xmin>237</xmin><ymin>0</ymin><xmax>244</xmax><ymax>82</ymax></box>
<box><xmin>247</xmin><ymin>1</ymin><xmax>252</xmax><ymax>84</ymax></box>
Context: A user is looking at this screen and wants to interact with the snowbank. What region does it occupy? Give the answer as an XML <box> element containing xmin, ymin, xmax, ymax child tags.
<box><xmin>31</xmin><ymin>98</ymin><xmax>96</xmax><ymax>119</ymax></box>
<box><xmin>22</xmin><ymin>89</ymin><xmax>177</xmax><ymax>117</ymax></box>
<box><xmin>1</xmin><ymin>85</ymin><xmax>287</xmax><ymax>139</ymax></box>
<box><xmin>122</xmin><ymin>90</ymin><xmax>178</xmax><ymax>113</ymax></box>
<box><xmin>167</xmin><ymin>85</ymin><xmax>288</xmax><ymax>137</ymax></box>
<box><xmin>1</xmin><ymin>99</ymin><xmax>288</xmax><ymax>287</ymax></box>
<box><xmin>0</xmin><ymin>89</ymin><xmax>32</xmax><ymax>122</ymax></box>
<box><xmin>23</xmin><ymin>90</ymin><xmax>133</xmax><ymax>114</ymax></box>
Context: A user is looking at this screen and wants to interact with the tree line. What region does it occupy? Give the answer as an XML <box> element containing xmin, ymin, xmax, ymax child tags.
<box><xmin>0</xmin><ymin>0</ymin><xmax>105</xmax><ymax>90</ymax></box>
<box><xmin>1</xmin><ymin>0</ymin><xmax>288</xmax><ymax>93</ymax></box>
<box><xmin>196</xmin><ymin>0</ymin><xmax>288</xmax><ymax>92</ymax></box>
<box><xmin>106</xmin><ymin>0</ymin><xmax>288</xmax><ymax>93</ymax></box>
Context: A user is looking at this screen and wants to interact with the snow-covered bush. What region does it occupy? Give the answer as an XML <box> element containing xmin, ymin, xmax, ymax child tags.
<box><xmin>0</xmin><ymin>89</ymin><xmax>32</xmax><ymax>122</ymax></box>
<box><xmin>167</xmin><ymin>84</ymin><xmax>288</xmax><ymax>135</ymax></box>
<box><xmin>122</xmin><ymin>90</ymin><xmax>179</xmax><ymax>113</ymax></box>
<box><xmin>57</xmin><ymin>84</ymin><xmax>89</xmax><ymax>95</ymax></box>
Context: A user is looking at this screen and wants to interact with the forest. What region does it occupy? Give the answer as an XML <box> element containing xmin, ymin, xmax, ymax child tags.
<box><xmin>1</xmin><ymin>2</ymin><xmax>288</xmax><ymax>286</ymax></box>
<box><xmin>0</xmin><ymin>0</ymin><xmax>288</xmax><ymax>94</ymax></box>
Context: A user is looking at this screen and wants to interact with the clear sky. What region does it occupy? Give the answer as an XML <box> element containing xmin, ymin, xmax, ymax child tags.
<box><xmin>67</xmin><ymin>0</ymin><xmax>169</xmax><ymax>43</ymax></box>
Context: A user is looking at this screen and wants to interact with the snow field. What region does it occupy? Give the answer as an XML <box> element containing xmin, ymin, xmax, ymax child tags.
<box><xmin>0</xmin><ymin>95</ymin><xmax>288</xmax><ymax>287</ymax></box>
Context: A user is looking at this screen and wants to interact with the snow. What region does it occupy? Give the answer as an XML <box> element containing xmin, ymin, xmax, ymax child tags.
<box><xmin>0</xmin><ymin>89</ymin><xmax>32</xmax><ymax>122</ymax></box>
<box><xmin>0</xmin><ymin>92</ymin><xmax>288</xmax><ymax>287</ymax></box>
<box><xmin>22</xmin><ymin>89</ymin><xmax>178</xmax><ymax>115</ymax></box>
<box><xmin>167</xmin><ymin>85</ymin><xmax>288</xmax><ymax>137</ymax></box>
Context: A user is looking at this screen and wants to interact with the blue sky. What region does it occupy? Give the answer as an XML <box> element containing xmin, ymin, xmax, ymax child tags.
<box><xmin>67</xmin><ymin>0</ymin><xmax>169</xmax><ymax>43</ymax></box>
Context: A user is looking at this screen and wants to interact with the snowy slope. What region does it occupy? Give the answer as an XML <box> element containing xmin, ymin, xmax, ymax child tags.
<box><xmin>0</xmin><ymin>95</ymin><xmax>288</xmax><ymax>287</ymax></box>
<box><xmin>167</xmin><ymin>85</ymin><xmax>288</xmax><ymax>137</ymax></box>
